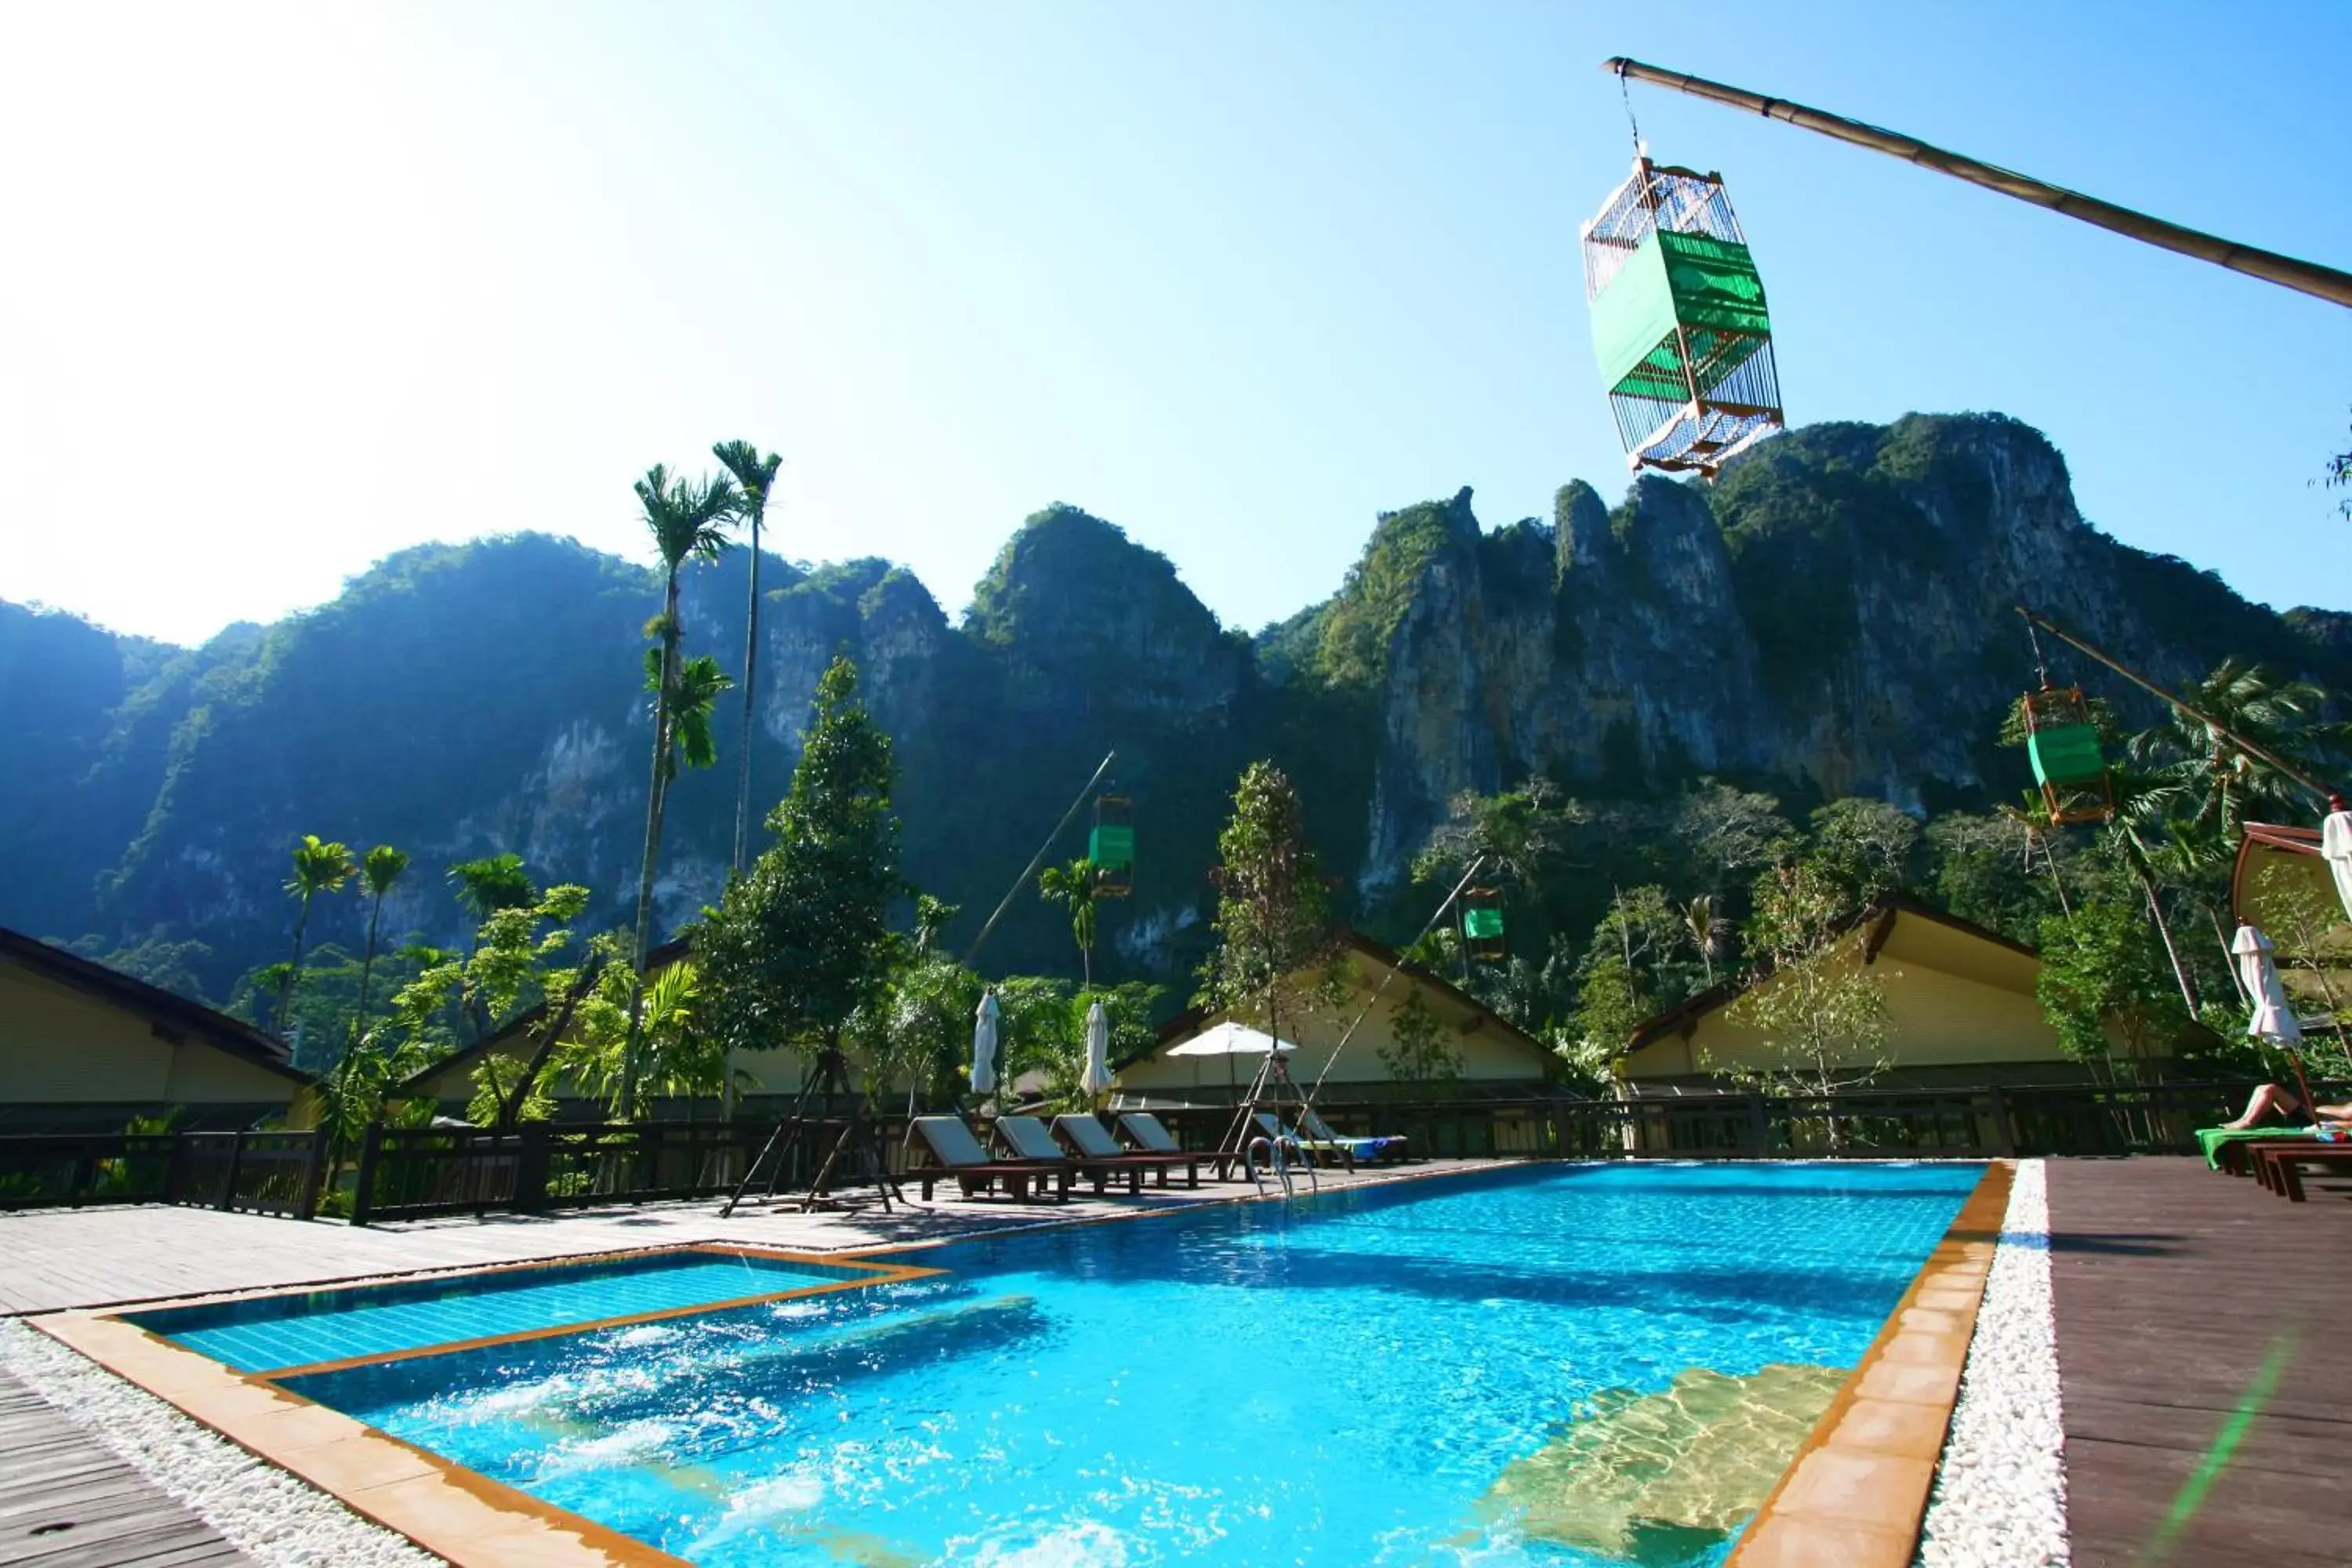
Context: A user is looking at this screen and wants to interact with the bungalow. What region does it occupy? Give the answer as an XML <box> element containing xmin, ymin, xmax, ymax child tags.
<box><xmin>1112</xmin><ymin>931</ymin><xmax>1560</xmax><ymax>1109</ymax></box>
<box><xmin>1617</xmin><ymin>893</ymin><xmax>2153</xmax><ymax>1092</ymax></box>
<box><xmin>0</xmin><ymin>927</ymin><xmax>312</xmax><ymax>1132</ymax></box>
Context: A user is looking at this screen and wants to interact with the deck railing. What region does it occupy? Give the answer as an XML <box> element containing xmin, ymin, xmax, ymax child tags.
<box><xmin>0</xmin><ymin>1128</ymin><xmax>328</xmax><ymax>1217</ymax></box>
<box><xmin>3</xmin><ymin>1079</ymin><xmax>2320</xmax><ymax>1223</ymax></box>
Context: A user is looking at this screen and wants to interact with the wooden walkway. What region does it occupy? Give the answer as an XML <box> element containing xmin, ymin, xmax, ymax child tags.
<box><xmin>2049</xmin><ymin>1156</ymin><xmax>2352</xmax><ymax>1568</ymax></box>
<box><xmin>0</xmin><ymin>1371</ymin><xmax>248</xmax><ymax>1566</ymax></box>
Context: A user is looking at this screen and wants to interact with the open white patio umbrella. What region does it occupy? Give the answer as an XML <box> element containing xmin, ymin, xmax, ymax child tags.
<box><xmin>1164</xmin><ymin>1021</ymin><xmax>1297</xmax><ymax>1057</ymax></box>
<box><xmin>2323</xmin><ymin>799</ymin><xmax>2352</xmax><ymax>924</ymax></box>
<box><xmin>1081</xmin><ymin>998</ymin><xmax>1113</xmax><ymax>1097</ymax></box>
<box><xmin>971</xmin><ymin>990</ymin><xmax>1000</xmax><ymax>1095</ymax></box>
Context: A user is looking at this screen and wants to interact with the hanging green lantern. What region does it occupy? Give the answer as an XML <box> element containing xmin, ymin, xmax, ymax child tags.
<box><xmin>1581</xmin><ymin>159</ymin><xmax>1783</xmax><ymax>475</ymax></box>
<box><xmin>2021</xmin><ymin>687</ymin><xmax>2114</xmax><ymax>825</ymax></box>
<box><xmin>1090</xmin><ymin>793</ymin><xmax>1134</xmax><ymax>897</ymax></box>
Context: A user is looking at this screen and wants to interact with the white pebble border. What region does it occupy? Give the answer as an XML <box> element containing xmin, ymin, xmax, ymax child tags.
<box><xmin>0</xmin><ymin>1316</ymin><xmax>444</xmax><ymax>1568</ymax></box>
<box><xmin>1912</xmin><ymin>1160</ymin><xmax>2069</xmax><ymax>1568</ymax></box>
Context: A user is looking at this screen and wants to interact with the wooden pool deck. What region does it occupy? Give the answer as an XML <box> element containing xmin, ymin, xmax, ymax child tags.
<box><xmin>0</xmin><ymin>1370</ymin><xmax>249</xmax><ymax>1566</ymax></box>
<box><xmin>2049</xmin><ymin>1156</ymin><xmax>2352</xmax><ymax>1568</ymax></box>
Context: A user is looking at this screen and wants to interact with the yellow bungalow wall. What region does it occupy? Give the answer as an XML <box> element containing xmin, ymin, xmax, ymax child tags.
<box><xmin>1115</xmin><ymin>954</ymin><xmax>1554</xmax><ymax>1096</ymax></box>
<box><xmin>0</xmin><ymin>963</ymin><xmax>303</xmax><ymax>1107</ymax></box>
<box><xmin>1619</xmin><ymin>911</ymin><xmax>2141</xmax><ymax>1083</ymax></box>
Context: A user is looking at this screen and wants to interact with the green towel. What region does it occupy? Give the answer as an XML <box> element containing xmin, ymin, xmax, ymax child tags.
<box><xmin>2195</xmin><ymin>1126</ymin><xmax>2320</xmax><ymax>1170</ymax></box>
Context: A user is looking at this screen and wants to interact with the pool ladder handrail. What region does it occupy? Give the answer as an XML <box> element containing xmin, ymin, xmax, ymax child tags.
<box><xmin>1243</xmin><ymin>1133</ymin><xmax>1318</xmax><ymax>1199</ymax></box>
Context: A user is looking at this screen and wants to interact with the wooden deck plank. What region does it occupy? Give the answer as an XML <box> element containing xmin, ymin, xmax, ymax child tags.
<box><xmin>0</xmin><ymin>1374</ymin><xmax>249</xmax><ymax>1568</ymax></box>
<box><xmin>2049</xmin><ymin>1157</ymin><xmax>2352</xmax><ymax>1568</ymax></box>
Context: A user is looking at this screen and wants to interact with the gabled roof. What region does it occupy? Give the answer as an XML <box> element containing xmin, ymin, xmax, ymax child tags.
<box><xmin>393</xmin><ymin>935</ymin><xmax>691</xmax><ymax>1096</ymax></box>
<box><xmin>1624</xmin><ymin>892</ymin><xmax>2034</xmax><ymax>1052</ymax></box>
<box><xmin>1135</xmin><ymin>927</ymin><xmax>1551</xmax><ymax>1069</ymax></box>
<box><xmin>0</xmin><ymin>927</ymin><xmax>310</xmax><ymax>1084</ymax></box>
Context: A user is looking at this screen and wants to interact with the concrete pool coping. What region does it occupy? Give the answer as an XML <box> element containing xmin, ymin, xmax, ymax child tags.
<box><xmin>1724</xmin><ymin>1157</ymin><xmax>2013</xmax><ymax>1568</ymax></box>
<box><xmin>34</xmin><ymin>1157</ymin><xmax>2002</xmax><ymax>1567</ymax></box>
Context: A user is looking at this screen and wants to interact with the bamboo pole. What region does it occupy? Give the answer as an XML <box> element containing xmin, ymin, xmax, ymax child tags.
<box><xmin>2015</xmin><ymin>606</ymin><xmax>2339</xmax><ymax>804</ymax></box>
<box><xmin>1603</xmin><ymin>57</ymin><xmax>2352</xmax><ymax>310</ymax></box>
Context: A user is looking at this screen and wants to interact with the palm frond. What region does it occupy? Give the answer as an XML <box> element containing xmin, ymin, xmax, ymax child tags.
<box><xmin>712</xmin><ymin>440</ymin><xmax>783</xmax><ymax>507</ymax></box>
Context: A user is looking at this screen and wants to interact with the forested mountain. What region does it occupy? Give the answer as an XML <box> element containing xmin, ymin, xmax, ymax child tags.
<box><xmin>5</xmin><ymin>412</ymin><xmax>2346</xmax><ymax>1007</ymax></box>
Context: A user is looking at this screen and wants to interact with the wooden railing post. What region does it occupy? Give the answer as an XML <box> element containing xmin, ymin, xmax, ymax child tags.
<box><xmin>296</xmin><ymin>1126</ymin><xmax>328</xmax><ymax>1219</ymax></box>
<box><xmin>351</xmin><ymin>1122</ymin><xmax>383</xmax><ymax>1226</ymax></box>
<box><xmin>214</xmin><ymin>1131</ymin><xmax>245</xmax><ymax>1210</ymax></box>
<box><xmin>514</xmin><ymin>1124</ymin><xmax>551</xmax><ymax>1214</ymax></box>
<box><xmin>1746</xmin><ymin>1093</ymin><xmax>1770</xmax><ymax>1157</ymax></box>
<box><xmin>1985</xmin><ymin>1086</ymin><xmax>2016</xmax><ymax>1158</ymax></box>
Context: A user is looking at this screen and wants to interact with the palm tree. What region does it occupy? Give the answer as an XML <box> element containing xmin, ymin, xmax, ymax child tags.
<box><xmin>713</xmin><ymin>440</ymin><xmax>783</xmax><ymax>876</ymax></box>
<box><xmin>622</xmin><ymin>465</ymin><xmax>739</xmax><ymax>1119</ymax></box>
<box><xmin>1680</xmin><ymin>893</ymin><xmax>1729</xmax><ymax>986</ymax></box>
<box><xmin>2126</xmin><ymin>659</ymin><xmax>2335</xmax><ymax>845</ymax></box>
<box><xmin>446</xmin><ymin>853</ymin><xmax>535</xmax><ymax>1040</ymax></box>
<box><xmin>1039</xmin><ymin>858</ymin><xmax>1109</xmax><ymax>990</ymax></box>
<box><xmin>276</xmin><ymin>835</ymin><xmax>354</xmax><ymax>1039</ymax></box>
<box><xmin>348</xmin><ymin>845</ymin><xmax>411</xmax><ymax>1056</ymax></box>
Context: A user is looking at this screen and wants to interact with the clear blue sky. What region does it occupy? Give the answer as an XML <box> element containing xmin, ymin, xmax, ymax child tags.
<box><xmin>2</xmin><ymin>0</ymin><xmax>2345</xmax><ymax>648</ymax></box>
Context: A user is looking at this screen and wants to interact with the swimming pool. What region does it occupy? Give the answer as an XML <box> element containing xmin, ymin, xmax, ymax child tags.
<box><xmin>129</xmin><ymin>1247</ymin><xmax>896</xmax><ymax>1373</ymax></box>
<box><xmin>268</xmin><ymin>1162</ymin><xmax>1980</xmax><ymax>1566</ymax></box>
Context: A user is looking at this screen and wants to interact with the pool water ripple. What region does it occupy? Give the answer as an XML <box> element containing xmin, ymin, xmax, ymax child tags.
<box><xmin>280</xmin><ymin>1162</ymin><xmax>1979</xmax><ymax>1567</ymax></box>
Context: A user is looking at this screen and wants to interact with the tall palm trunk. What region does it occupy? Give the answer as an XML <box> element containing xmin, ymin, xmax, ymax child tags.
<box><xmin>734</xmin><ymin>509</ymin><xmax>762</xmax><ymax>875</ymax></box>
<box><xmin>277</xmin><ymin>898</ymin><xmax>315</xmax><ymax>1037</ymax></box>
<box><xmin>623</xmin><ymin>572</ymin><xmax>685</xmax><ymax>1120</ymax></box>
<box><xmin>2136</xmin><ymin>867</ymin><xmax>2200</xmax><ymax>1016</ymax></box>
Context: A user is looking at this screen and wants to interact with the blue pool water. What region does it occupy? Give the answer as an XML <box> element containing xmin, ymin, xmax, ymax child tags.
<box><xmin>282</xmin><ymin>1163</ymin><xmax>1979</xmax><ymax>1566</ymax></box>
<box><xmin>130</xmin><ymin>1250</ymin><xmax>867</xmax><ymax>1372</ymax></box>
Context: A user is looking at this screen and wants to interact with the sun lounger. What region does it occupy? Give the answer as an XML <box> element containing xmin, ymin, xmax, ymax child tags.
<box><xmin>993</xmin><ymin>1114</ymin><xmax>1142</xmax><ymax>1194</ymax></box>
<box><xmin>1251</xmin><ymin>1110</ymin><xmax>1406</xmax><ymax>1173</ymax></box>
<box><xmin>2252</xmin><ymin>1140</ymin><xmax>2352</xmax><ymax>1202</ymax></box>
<box><xmin>2195</xmin><ymin>1125</ymin><xmax>2320</xmax><ymax>1174</ymax></box>
<box><xmin>1116</xmin><ymin>1112</ymin><xmax>1187</xmax><ymax>1156</ymax></box>
<box><xmin>1052</xmin><ymin>1114</ymin><xmax>1202</xmax><ymax>1188</ymax></box>
<box><xmin>909</xmin><ymin>1116</ymin><xmax>1073</xmax><ymax>1203</ymax></box>
<box><xmin>1297</xmin><ymin>1107</ymin><xmax>1409</xmax><ymax>1166</ymax></box>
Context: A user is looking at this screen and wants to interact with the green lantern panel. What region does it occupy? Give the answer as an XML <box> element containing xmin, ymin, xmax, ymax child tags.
<box><xmin>2027</xmin><ymin>724</ymin><xmax>2105</xmax><ymax>788</ymax></box>
<box><xmin>1580</xmin><ymin>160</ymin><xmax>1784</xmax><ymax>476</ymax></box>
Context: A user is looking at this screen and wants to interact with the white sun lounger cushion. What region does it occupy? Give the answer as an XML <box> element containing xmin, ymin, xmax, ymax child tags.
<box><xmin>914</xmin><ymin>1116</ymin><xmax>994</xmax><ymax>1168</ymax></box>
<box><xmin>993</xmin><ymin>1115</ymin><xmax>1066</xmax><ymax>1163</ymax></box>
<box><xmin>1054</xmin><ymin>1115</ymin><xmax>1123</xmax><ymax>1158</ymax></box>
<box><xmin>1118</xmin><ymin>1112</ymin><xmax>1181</xmax><ymax>1153</ymax></box>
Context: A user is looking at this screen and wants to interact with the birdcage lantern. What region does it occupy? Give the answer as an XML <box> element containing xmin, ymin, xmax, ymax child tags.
<box><xmin>1088</xmin><ymin>793</ymin><xmax>1134</xmax><ymax>898</ymax></box>
<box><xmin>1461</xmin><ymin>887</ymin><xmax>1506</xmax><ymax>963</ymax></box>
<box><xmin>1581</xmin><ymin>159</ymin><xmax>1783</xmax><ymax>476</ymax></box>
<box><xmin>2020</xmin><ymin>686</ymin><xmax>2114</xmax><ymax>826</ymax></box>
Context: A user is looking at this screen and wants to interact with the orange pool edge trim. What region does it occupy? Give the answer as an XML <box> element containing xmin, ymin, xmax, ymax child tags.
<box><xmin>1722</xmin><ymin>1157</ymin><xmax>2016</xmax><ymax>1568</ymax></box>
<box><xmin>39</xmin><ymin>1243</ymin><xmax>943</xmax><ymax>1568</ymax></box>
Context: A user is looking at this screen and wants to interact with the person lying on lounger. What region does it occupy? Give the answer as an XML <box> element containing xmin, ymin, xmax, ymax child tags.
<box><xmin>2220</xmin><ymin>1082</ymin><xmax>2352</xmax><ymax>1130</ymax></box>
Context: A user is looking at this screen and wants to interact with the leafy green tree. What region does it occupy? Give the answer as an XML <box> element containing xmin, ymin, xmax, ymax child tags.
<box><xmin>1196</xmin><ymin>761</ymin><xmax>1341</xmax><ymax>1062</ymax></box>
<box><xmin>1037</xmin><ymin>857</ymin><xmax>1110</xmax><ymax>989</ymax></box>
<box><xmin>1377</xmin><ymin>988</ymin><xmax>1462</xmax><ymax>1085</ymax></box>
<box><xmin>693</xmin><ymin>656</ymin><xmax>903</xmax><ymax>1076</ymax></box>
<box><xmin>1804</xmin><ymin>797</ymin><xmax>1922</xmax><ymax>909</ymax></box>
<box><xmin>448</xmin><ymin>854</ymin><xmax>536</xmax><ymax>931</ymax></box>
<box><xmin>2034</xmin><ymin>902</ymin><xmax>2182</xmax><ymax>1082</ymax></box>
<box><xmin>1566</xmin><ymin>885</ymin><xmax>1689</xmax><ymax>1076</ymax></box>
<box><xmin>713</xmin><ymin>439</ymin><xmax>784</xmax><ymax>876</ymax></box>
<box><xmin>1720</xmin><ymin>862</ymin><xmax>1893</xmax><ymax>1106</ymax></box>
<box><xmin>276</xmin><ymin>834</ymin><xmax>354</xmax><ymax>1039</ymax></box>
<box><xmin>2253</xmin><ymin>861</ymin><xmax>2352</xmax><ymax>1073</ymax></box>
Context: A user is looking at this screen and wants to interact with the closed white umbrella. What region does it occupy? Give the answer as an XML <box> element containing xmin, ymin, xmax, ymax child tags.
<box><xmin>1164</xmin><ymin>1021</ymin><xmax>1296</xmax><ymax>1057</ymax></box>
<box><xmin>1081</xmin><ymin>999</ymin><xmax>1113</xmax><ymax>1097</ymax></box>
<box><xmin>2234</xmin><ymin>924</ymin><xmax>2303</xmax><ymax>1046</ymax></box>
<box><xmin>971</xmin><ymin>990</ymin><xmax>1000</xmax><ymax>1095</ymax></box>
<box><xmin>2323</xmin><ymin>803</ymin><xmax>2352</xmax><ymax>924</ymax></box>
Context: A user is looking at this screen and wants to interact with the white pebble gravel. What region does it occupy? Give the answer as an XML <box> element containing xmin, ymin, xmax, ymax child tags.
<box><xmin>0</xmin><ymin>1317</ymin><xmax>445</xmax><ymax>1568</ymax></box>
<box><xmin>1913</xmin><ymin>1159</ymin><xmax>2070</xmax><ymax>1568</ymax></box>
